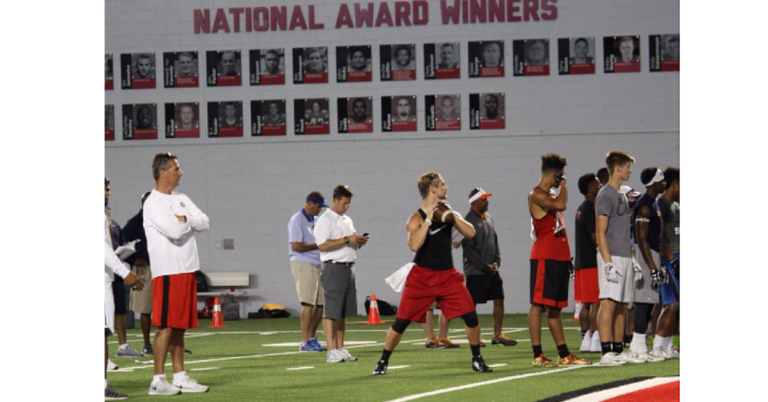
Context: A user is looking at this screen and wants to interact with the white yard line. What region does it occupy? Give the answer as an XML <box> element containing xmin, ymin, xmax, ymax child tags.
<box><xmin>563</xmin><ymin>377</ymin><xmax>680</xmax><ymax>402</ymax></box>
<box><xmin>189</xmin><ymin>367</ymin><xmax>221</xmax><ymax>372</ymax></box>
<box><xmin>388</xmin><ymin>365</ymin><xmax>410</xmax><ymax>370</ymax></box>
<box><xmin>286</xmin><ymin>366</ymin><xmax>315</xmax><ymax>371</ymax></box>
<box><xmin>385</xmin><ymin>366</ymin><xmax>585</xmax><ymax>402</ymax></box>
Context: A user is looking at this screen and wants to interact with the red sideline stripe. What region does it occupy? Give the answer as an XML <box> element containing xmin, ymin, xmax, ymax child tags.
<box><xmin>602</xmin><ymin>380</ymin><xmax>679</xmax><ymax>402</ymax></box>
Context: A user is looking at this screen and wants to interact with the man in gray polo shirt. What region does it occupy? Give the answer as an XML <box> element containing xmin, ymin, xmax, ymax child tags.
<box><xmin>462</xmin><ymin>188</ymin><xmax>517</xmax><ymax>347</ymax></box>
<box><xmin>595</xmin><ymin>150</ymin><xmax>643</xmax><ymax>366</ymax></box>
<box><xmin>314</xmin><ymin>184</ymin><xmax>368</xmax><ymax>363</ymax></box>
<box><xmin>288</xmin><ymin>192</ymin><xmax>329</xmax><ymax>352</ymax></box>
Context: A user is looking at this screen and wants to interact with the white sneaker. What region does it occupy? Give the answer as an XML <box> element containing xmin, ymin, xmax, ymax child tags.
<box><xmin>148</xmin><ymin>378</ymin><xmax>181</xmax><ymax>396</ymax></box>
<box><xmin>632</xmin><ymin>351</ymin><xmax>665</xmax><ymax>363</ymax></box>
<box><xmin>599</xmin><ymin>352</ymin><xmax>626</xmax><ymax>366</ymax></box>
<box><xmin>616</xmin><ymin>351</ymin><xmax>645</xmax><ymax>364</ymax></box>
<box><xmin>580</xmin><ymin>334</ymin><xmax>591</xmax><ymax>353</ymax></box>
<box><xmin>665</xmin><ymin>348</ymin><xmax>680</xmax><ymax>359</ymax></box>
<box><xmin>107</xmin><ymin>359</ymin><xmax>119</xmax><ymax>371</ymax></box>
<box><xmin>589</xmin><ymin>333</ymin><xmax>602</xmax><ymax>353</ymax></box>
<box><xmin>339</xmin><ymin>348</ymin><xmax>358</xmax><ymax>362</ymax></box>
<box><xmin>173</xmin><ymin>376</ymin><xmax>209</xmax><ymax>393</ymax></box>
<box><xmin>326</xmin><ymin>349</ymin><xmax>344</xmax><ymax>363</ymax></box>
<box><xmin>649</xmin><ymin>347</ymin><xmax>669</xmax><ymax>360</ymax></box>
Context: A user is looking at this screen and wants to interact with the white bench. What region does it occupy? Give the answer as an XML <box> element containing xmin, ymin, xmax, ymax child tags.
<box><xmin>198</xmin><ymin>272</ymin><xmax>249</xmax><ymax>297</ymax></box>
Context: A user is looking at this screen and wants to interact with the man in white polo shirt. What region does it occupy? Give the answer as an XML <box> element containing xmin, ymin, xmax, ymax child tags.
<box><xmin>314</xmin><ymin>184</ymin><xmax>368</xmax><ymax>363</ymax></box>
<box><xmin>143</xmin><ymin>152</ymin><xmax>210</xmax><ymax>395</ymax></box>
<box><xmin>288</xmin><ymin>191</ymin><xmax>329</xmax><ymax>352</ymax></box>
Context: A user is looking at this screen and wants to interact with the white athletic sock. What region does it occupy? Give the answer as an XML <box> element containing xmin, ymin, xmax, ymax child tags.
<box><xmin>583</xmin><ymin>330</ymin><xmax>592</xmax><ymax>340</ymax></box>
<box><xmin>118</xmin><ymin>343</ymin><xmax>128</xmax><ymax>350</ymax></box>
<box><xmin>105</xmin><ymin>379</ymin><xmax>109</xmax><ymax>389</ymax></box>
<box><xmin>630</xmin><ymin>332</ymin><xmax>647</xmax><ymax>353</ymax></box>
<box><xmin>173</xmin><ymin>371</ymin><xmax>188</xmax><ymax>384</ymax></box>
<box><xmin>652</xmin><ymin>335</ymin><xmax>665</xmax><ymax>350</ymax></box>
<box><xmin>591</xmin><ymin>331</ymin><xmax>600</xmax><ymax>341</ymax></box>
<box><xmin>153</xmin><ymin>374</ymin><xmax>166</xmax><ymax>383</ymax></box>
<box><xmin>662</xmin><ymin>336</ymin><xmax>673</xmax><ymax>351</ymax></box>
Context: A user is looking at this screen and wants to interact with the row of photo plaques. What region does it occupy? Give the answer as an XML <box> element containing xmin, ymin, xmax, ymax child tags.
<box><xmin>105</xmin><ymin>94</ymin><xmax>508</xmax><ymax>140</ymax></box>
<box><xmin>105</xmin><ymin>35</ymin><xmax>679</xmax><ymax>89</ymax></box>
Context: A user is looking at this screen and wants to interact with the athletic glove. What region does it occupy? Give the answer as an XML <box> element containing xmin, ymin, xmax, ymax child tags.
<box><xmin>659</xmin><ymin>265</ymin><xmax>669</xmax><ymax>284</ymax></box>
<box><xmin>555</xmin><ymin>171</ymin><xmax>567</xmax><ymax>186</ymax></box>
<box><xmin>632</xmin><ymin>258</ymin><xmax>643</xmax><ymax>282</ymax></box>
<box><xmin>670</xmin><ymin>257</ymin><xmax>679</xmax><ymax>278</ymax></box>
<box><xmin>650</xmin><ymin>269</ymin><xmax>662</xmax><ymax>290</ymax></box>
<box><xmin>605</xmin><ymin>263</ymin><xmax>622</xmax><ymax>283</ymax></box>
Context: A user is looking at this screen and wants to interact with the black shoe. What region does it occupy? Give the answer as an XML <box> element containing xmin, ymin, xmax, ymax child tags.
<box><xmin>142</xmin><ymin>344</ymin><xmax>154</xmax><ymax>356</ymax></box>
<box><xmin>472</xmin><ymin>356</ymin><xmax>493</xmax><ymax>373</ymax></box>
<box><xmin>105</xmin><ymin>386</ymin><xmax>128</xmax><ymax>400</ymax></box>
<box><xmin>184</xmin><ymin>349</ymin><xmax>192</xmax><ymax>355</ymax></box>
<box><xmin>372</xmin><ymin>359</ymin><xmax>388</xmax><ymax>376</ymax></box>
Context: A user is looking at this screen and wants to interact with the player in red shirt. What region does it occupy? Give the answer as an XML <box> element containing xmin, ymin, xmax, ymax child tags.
<box><xmin>527</xmin><ymin>153</ymin><xmax>592</xmax><ymax>367</ymax></box>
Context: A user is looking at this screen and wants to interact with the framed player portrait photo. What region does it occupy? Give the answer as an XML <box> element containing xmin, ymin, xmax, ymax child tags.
<box><xmin>121</xmin><ymin>53</ymin><xmax>156</xmax><ymax>89</ymax></box>
<box><xmin>650</xmin><ymin>34</ymin><xmax>679</xmax><ymax>72</ymax></box>
<box><xmin>293</xmin><ymin>47</ymin><xmax>328</xmax><ymax>84</ymax></box>
<box><xmin>338</xmin><ymin>97</ymin><xmax>373</xmax><ymax>134</ymax></box>
<box><xmin>208</xmin><ymin>101</ymin><xmax>243</xmax><ymax>137</ymax></box>
<box><xmin>382</xmin><ymin>95</ymin><xmax>417</xmax><ymax>132</ymax></box>
<box><xmin>425</xmin><ymin>94</ymin><xmax>460</xmax><ymax>131</ymax></box>
<box><xmin>163</xmin><ymin>51</ymin><xmax>199</xmax><ymax>88</ymax></box>
<box><xmin>251</xmin><ymin>100</ymin><xmax>287</xmax><ymax>136</ymax></box>
<box><xmin>294</xmin><ymin>98</ymin><xmax>330</xmax><ymax>135</ymax></box>
<box><xmin>381</xmin><ymin>44</ymin><xmax>416</xmax><ymax>81</ymax></box>
<box><xmin>470</xmin><ymin>93</ymin><xmax>505</xmax><ymax>130</ymax></box>
<box><xmin>105</xmin><ymin>105</ymin><xmax>115</xmax><ymax>141</ymax></box>
<box><xmin>122</xmin><ymin>103</ymin><xmax>158</xmax><ymax>140</ymax></box>
<box><xmin>513</xmin><ymin>39</ymin><xmax>550</xmax><ymax>76</ymax></box>
<box><xmin>165</xmin><ymin>102</ymin><xmax>200</xmax><ymax>139</ymax></box>
<box><xmin>425</xmin><ymin>42</ymin><xmax>460</xmax><ymax>80</ymax></box>
<box><xmin>206</xmin><ymin>50</ymin><xmax>242</xmax><ymax>86</ymax></box>
<box><xmin>604</xmin><ymin>36</ymin><xmax>641</xmax><ymax>73</ymax></box>
<box><xmin>337</xmin><ymin>45</ymin><xmax>372</xmax><ymax>83</ymax></box>
<box><xmin>105</xmin><ymin>54</ymin><xmax>114</xmax><ymax>90</ymax></box>
<box><xmin>558</xmin><ymin>37</ymin><xmax>596</xmax><ymax>75</ymax></box>
<box><xmin>250</xmin><ymin>49</ymin><xmax>285</xmax><ymax>85</ymax></box>
<box><xmin>469</xmin><ymin>41</ymin><xmax>504</xmax><ymax>78</ymax></box>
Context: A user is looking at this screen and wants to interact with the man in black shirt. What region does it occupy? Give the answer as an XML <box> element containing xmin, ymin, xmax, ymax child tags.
<box><xmin>122</xmin><ymin>192</ymin><xmax>154</xmax><ymax>356</ymax></box>
<box><xmin>373</xmin><ymin>171</ymin><xmax>491</xmax><ymax>375</ymax></box>
<box><xmin>575</xmin><ymin>173</ymin><xmax>602</xmax><ymax>353</ymax></box>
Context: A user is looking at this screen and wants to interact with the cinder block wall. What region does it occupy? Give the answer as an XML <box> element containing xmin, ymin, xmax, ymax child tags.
<box><xmin>106</xmin><ymin>0</ymin><xmax>679</xmax><ymax>316</ymax></box>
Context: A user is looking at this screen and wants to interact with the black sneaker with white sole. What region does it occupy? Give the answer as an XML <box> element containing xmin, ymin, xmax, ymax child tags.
<box><xmin>372</xmin><ymin>359</ymin><xmax>388</xmax><ymax>376</ymax></box>
<box><xmin>472</xmin><ymin>356</ymin><xmax>493</xmax><ymax>373</ymax></box>
<box><xmin>105</xmin><ymin>386</ymin><xmax>128</xmax><ymax>401</ymax></box>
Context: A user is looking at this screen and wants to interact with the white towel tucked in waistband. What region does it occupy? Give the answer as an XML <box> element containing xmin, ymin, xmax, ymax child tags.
<box><xmin>385</xmin><ymin>262</ymin><xmax>414</xmax><ymax>292</ymax></box>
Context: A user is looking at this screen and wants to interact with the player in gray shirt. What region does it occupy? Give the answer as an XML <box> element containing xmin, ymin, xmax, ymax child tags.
<box><xmin>595</xmin><ymin>151</ymin><xmax>643</xmax><ymax>366</ymax></box>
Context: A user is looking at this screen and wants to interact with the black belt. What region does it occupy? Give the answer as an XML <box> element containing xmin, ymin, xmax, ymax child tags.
<box><xmin>326</xmin><ymin>260</ymin><xmax>355</xmax><ymax>266</ymax></box>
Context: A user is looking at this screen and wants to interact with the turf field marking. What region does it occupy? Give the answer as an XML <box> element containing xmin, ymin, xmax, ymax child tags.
<box><xmin>190</xmin><ymin>367</ymin><xmax>221</xmax><ymax>372</ymax></box>
<box><xmin>287</xmin><ymin>366</ymin><xmax>315</xmax><ymax>371</ymax></box>
<box><xmin>563</xmin><ymin>376</ymin><xmax>680</xmax><ymax>402</ymax></box>
<box><xmin>388</xmin><ymin>365</ymin><xmax>410</xmax><ymax>370</ymax></box>
<box><xmin>263</xmin><ymin>341</ymin><xmax>377</xmax><ymax>347</ymax></box>
<box><xmin>384</xmin><ymin>365</ymin><xmax>585</xmax><ymax>402</ymax></box>
<box><xmin>488</xmin><ymin>364</ymin><xmax>508</xmax><ymax>368</ymax></box>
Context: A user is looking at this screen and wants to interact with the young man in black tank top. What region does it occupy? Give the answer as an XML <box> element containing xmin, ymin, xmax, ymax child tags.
<box><xmin>373</xmin><ymin>171</ymin><xmax>492</xmax><ymax>375</ymax></box>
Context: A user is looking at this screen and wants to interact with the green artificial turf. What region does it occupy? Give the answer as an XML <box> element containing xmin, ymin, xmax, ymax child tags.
<box><xmin>107</xmin><ymin>314</ymin><xmax>679</xmax><ymax>401</ymax></box>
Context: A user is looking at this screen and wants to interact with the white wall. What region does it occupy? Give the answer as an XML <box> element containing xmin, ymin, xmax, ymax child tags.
<box><xmin>106</xmin><ymin>0</ymin><xmax>679</xmax><ymax>315</ymax></box>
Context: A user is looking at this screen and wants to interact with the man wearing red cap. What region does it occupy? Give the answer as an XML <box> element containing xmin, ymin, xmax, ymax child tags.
<box><xmin>462</xmin><ymin>188</ymin><xmax>517</xmax><ymax>346</ymax></box>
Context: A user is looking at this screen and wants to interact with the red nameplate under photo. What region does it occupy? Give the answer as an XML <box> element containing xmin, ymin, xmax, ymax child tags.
<box><xmin>348</xmin><ymin>71</ymin><xmax>371</xmax><ymax>82</ymax></box>
<box><xmin>132</xmin><ymin>78</ymin><xmax>156</xmax><ymax>89</ymax></box>
<box><xmin>304</xmin><ymin>72</ymin><xmax>328</xmax><ymax>84</ymax></box>
<box><xmin>218</xmin><ymin>127</ymin><xmax>243</xmax><ymax>137</ymax></box>
<box><xmin>305</xmin><ymin>124</ymin><xmax>330</xmax><ymax>134</ymax></box>
<box><xmin>569</xmin><ymin>63</ymin><xmax>595</xmax><ymax>75</ymax></box>
<box><xmin>174</xmin><ymin>128</ymin><xmax>199</xmax><ymax>138</ymax></box>
<box><xmin>262</xmin><ymin>125</ymin><xmax>287</xmax><ymax>135</ymax></box>
<box><xmin>436</xmin><ymin>68</ymin><xmax>460</xmax><ymax>79</ymax></box>
<box><xmin>392</xmin><ymin>70</ymin><xmax>415</xmax><ymax>81</ymax></box>
<box><xmin>133</xmin><ymin>129</ymin><xmax>158</xmax><ymax>140</ymax></box>
<box><xmin>480</xmin><ymin>119</ymin><xmax>505</xmax><ymax>130</ymax></box>
<box><xmin>105</xmin><ymin>80</ymin><xmax>113</xmax><ymax>90</ymax></box>
<box><xmin>260</xmin><ymin>74</ymin><xmax>285</xmax><ymax>85</ymax></box>
<box><xmin>660</xmin><ymin>60</ymin><xmax>679</xmax><ymax>71</ymax></box>
<box><xmin>217</xmin><ymin>76</ymin><xmax>242</xmax><ymax>86</ymax></box>
<box><xmin>174</xmin><ymin>77</ymin><xmax>199</xmax><ymax>87</ymax></box>
<box><xmin>436</xmin><ymin>120</ymin><xmax>460</xmax><ymax>131</ymax></box>
<box><xmin>524</xmin><ymin>65</ymin><xmax>549</xmax><ymax>76</ymax></box>
<box><xmin>614</xmin><ymin>61</ymin><xmax>640</xmax><ymax>73</ymax></box>
<box><xmin>392</xmin><ymin>121</ymin><xmax>417</xmax><ymax>132</ymax></box>
<box><xmin>348</xmin><ymin>122</ymin><xmax>373</xmax><ymax>133</ymax></box>
<box><xmin>480</xmin><ymin>66</ymin><xmax>504</xmax><ymax>77</ymax></box>
<box><xmin>105</xmin><ymin>130</ymin><xmax>115</xmax><ymax>141</ymax></box>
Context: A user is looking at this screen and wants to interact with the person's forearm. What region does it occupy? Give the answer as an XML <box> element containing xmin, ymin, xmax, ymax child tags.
<box><xmin>318</xmin><ymin>237</ymin><xmax>349</xmax><ymax>252</ymax></box>
<box><xmin>453</xmin><ymin>214</ymin><xmax>476</xmax><ymax>238</ymax></box>
<box><xmin>292</xmin><ymin>243</ymin><xmax>318</xmax><ymax>252</ymax></box>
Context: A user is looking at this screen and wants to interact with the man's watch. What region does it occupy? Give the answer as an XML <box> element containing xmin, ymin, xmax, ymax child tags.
<box><xmin>345</xmin><ymin>236</ymin><xmax>349</xmax><ymax>244</ymax></box>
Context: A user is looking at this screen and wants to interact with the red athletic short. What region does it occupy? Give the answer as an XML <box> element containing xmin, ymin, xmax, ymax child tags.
<box><xmin>152</xmin><ymin>272</ymin><xmax>198</xmax><ymax>330</ymax></box>
<box><xmin>395</xmin><ymin>265</ymin><xmax>475</xmax><ymax>323</ymax></box>
<box><xmin>530</xmin><ymin>259</ymin><xmax>570</xmax><ymax>309</ymax></box>
<box><xmin>574</xmin><ymin>267</ymin><xmax>599</xmax><ymax>304</ymax></box>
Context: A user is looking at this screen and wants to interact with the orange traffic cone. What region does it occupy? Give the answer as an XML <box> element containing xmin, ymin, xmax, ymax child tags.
<box><xmin>208</xmin><ymin>297</ymin><xmax>228</xmax><ymax>328</ymax></box>
<box><xmin>365</xmin><ymin>294</ymin><xmax>382</xmax><ymax>325</ymax></box>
